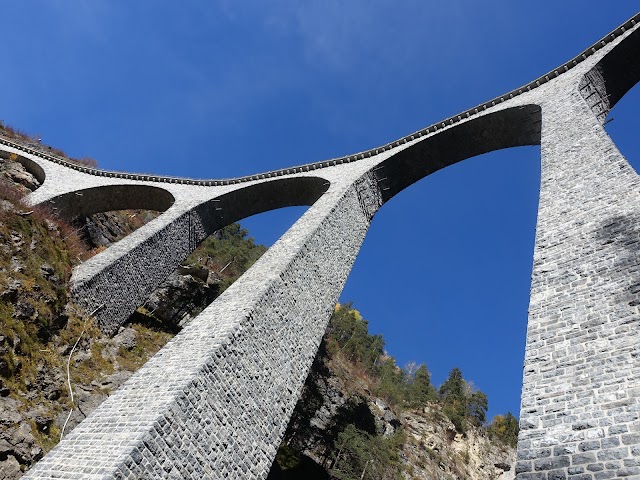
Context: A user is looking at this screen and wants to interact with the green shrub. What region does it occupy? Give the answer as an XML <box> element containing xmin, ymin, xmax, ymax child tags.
<box><xmin>487</xmin><ymin>412</ymin><xmax>519</xmax><ymax>448</ymax></box>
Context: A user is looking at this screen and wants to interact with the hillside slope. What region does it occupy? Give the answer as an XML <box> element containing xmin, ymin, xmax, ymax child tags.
<box><xmin>270</xmin><ymin>305</ymin><xmax>516</xmax><ymax>480</ymax></box>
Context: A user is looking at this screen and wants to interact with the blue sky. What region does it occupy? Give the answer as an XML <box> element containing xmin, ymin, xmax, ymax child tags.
<box><xmin>1</xmin><ymin>2</ymin><xmax>638</xmax><ymax>420</ymax></box>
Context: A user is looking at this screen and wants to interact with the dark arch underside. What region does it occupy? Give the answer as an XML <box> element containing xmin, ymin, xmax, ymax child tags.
<box><xmin>377</xmin><ymin>105</ymin><xmax>542</xmax><ymax>202</ymax></box>
<box><xmin>48</xmin><ymin>184</ymin><xmax>176</xmax><ymax>220</ymax></box>
<box><xmin>190</xmin><ymin>176</ymin><xmax>330</xmax><ymax>241</ymax></box>
<box><xmin>594</xmin><ymin>27</ymin><xmax>640</xmax><ymax>109</ymax></box>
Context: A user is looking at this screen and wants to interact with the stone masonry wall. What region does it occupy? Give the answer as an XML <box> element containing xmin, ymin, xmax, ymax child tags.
<box><xmin>516</xmin><ymin>78</ymin><xmax>640</xmax><ymax>478</ymax></box>
<box><xmin>23</xmin><ymin>172</ymin><xmax>382</xmax><ymax>479</ymax></box>
<box><xmin>579</xmin><ymin>66</ymin><xmax>610</xmax><ymax>125</ymax></box>
<box><xmin>70</xmin><ymin>175</ymin><xmax>328</xmax><ymax>335</ymax></box>
<box><xmin>72</xmin><ymin>206</ymin><xmax>209</xmax><ymax>334</ymax></box>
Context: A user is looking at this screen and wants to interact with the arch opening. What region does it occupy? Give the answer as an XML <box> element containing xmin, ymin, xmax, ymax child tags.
<box><xmin>376</xmin><ymin>105</ymin><xmax>541</xmax><ymax>203</ymax></box>
<box><xmin>241</xmin><ymin>206</ymin><xmax>310</xmax><ymax>247</ymax></box>
<box><xmin>342</xmin><ymin>143</ymin><xmax>541</xmax><ymax>421</ymax></box>
<box><xmin>193</xmin><ymin>175</ymin><xmax>329</xmax><ymax>235</ymax></box>
<box><xmin>0</xmin><ymin>150</ymin><xmax>45</xmax><ymax>195</ymax></box>
<box><xmin>602</xmin><ymin>72</ymin><xmax>640</xmax><ymax>175</ymax></box>
<box><xmin>47</xmin><ymin>184</ymin><xmax>175</xmax><ymax>221</ymax></box>
<box><xmin>45</xmin><ymin>184</ymin><xmax>176</xmax><ymax>258</ymax></box>
<box><xmin>124</xmin><ymin>176</ymin><xmax>328</xmax><ymax>334</ymax></box>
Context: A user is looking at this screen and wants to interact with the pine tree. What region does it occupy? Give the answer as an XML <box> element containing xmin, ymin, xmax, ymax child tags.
<box><xmin>407</xmin><ymin>364</ymin><xmax>435</xmax><ymax>406</ymax></box>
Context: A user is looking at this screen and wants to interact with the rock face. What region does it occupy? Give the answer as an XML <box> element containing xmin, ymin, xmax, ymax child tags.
<box><xmin>402</xmin><ymin>407</ymin><xmax>515</xmax><ymax>480</ymax></box>
<box><xmin>82</xmin><ymin>210</ymin><xmax>158</xmax><ymax>248</ymax></box>
<box><xmin>0</xmin><ymin>397</ymin><xmax>42</xmax><ymax>477</ymax></box>
<box><xmin>0</xmin><ymin>155</ymin><xmax>40</xmax><ymax>193</ymax></box>
<box><xmin>278</xmin><ymin>343</ymin><xmax>516</xmax><ymax>480</ymax></box>
<box><xmin>139</xmin><ymin>267</ymin><xmax>222</xmax><ymax>330</ymax></box>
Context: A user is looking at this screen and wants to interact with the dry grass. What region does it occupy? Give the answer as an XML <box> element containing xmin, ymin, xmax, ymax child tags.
<box><xmin>0</xmin><ymin>121</ymin><xmax>37</xmax><ymax>143</ymax></box>
<box><xmin>0</xmin><ymin>180</ymin><xmax>91</xmax><ymax>263</ymax></box>
<box><xmin>0</xmin><ymin>120</ymin><xmax>99</xmax><ymax>169</ymax></box>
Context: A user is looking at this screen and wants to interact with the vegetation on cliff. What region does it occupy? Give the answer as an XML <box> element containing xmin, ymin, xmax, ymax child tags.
<box><xmin>183</xmin><ymin>222</ymin><xmax>267</xmax><ymax>292</ymax></box>
<box><xmin>273</xmin><ymin>304</ymin><xmax>518</xmax><ymax>480</ymax></box>
<box><xmin>0</xmin><ymin>181</ymin><xmax>87</xmax><ymax>455</ymax></box>
<box><xmin>0</xmin><ymin>121</ymin><xmax>97</xmax><ymax>168</ymax></box>
<box><xmin>326</xmin><ymin>305</ymin><xmax>492</xmax><ymax>433</ymax></box>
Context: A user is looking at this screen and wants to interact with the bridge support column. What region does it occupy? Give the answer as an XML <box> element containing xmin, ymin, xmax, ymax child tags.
<box><xmin>517</xmin><ymin>90</ymin><xmax>640</xmax><ymax>478</ymax></box>
<box><xmin>23</xmin><ymin>172</ymin><xmax>382</xmax><ymax>479</ymax></box>
<box><xmin>71</xmin><ymin>202</ymin><xmax>214</xmax><ymax>335</ymax></box>
<box><xmin>69</xmin><ymin>176</ymin><xmax>330</xmax><ymax>335</ymax></box>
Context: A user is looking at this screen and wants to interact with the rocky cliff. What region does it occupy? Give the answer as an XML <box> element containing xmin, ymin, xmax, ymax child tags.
<box><xmin>269</xmin><ymin>315</ymin><xmax>516</xmax><ymax>480</ymax></box>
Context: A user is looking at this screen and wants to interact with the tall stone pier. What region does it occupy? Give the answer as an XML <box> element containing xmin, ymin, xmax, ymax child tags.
<box><xmin>0</xmin><ymin>12</ymin><xmax>636</xmax><ymax>480</ymax></box>
<box><xmin>517</xmin><ymin>40</ymin><xmax>640</xmax><ymax>480</ymax></box>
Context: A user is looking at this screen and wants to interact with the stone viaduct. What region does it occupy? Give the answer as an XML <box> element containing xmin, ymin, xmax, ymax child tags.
<box><xmin>4</xmin><ymin>12</ymin><xmax>640</xmax><ymax>480</ymax></box>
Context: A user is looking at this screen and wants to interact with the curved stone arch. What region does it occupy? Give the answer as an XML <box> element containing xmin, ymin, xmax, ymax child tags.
<box><xmin>72</xmin><ymin>175</ymin><xmax>330</xmax><ymax>334</ymax></box>
<box><xmin>0</xmin><ymin>150</ymin><xmax>46</xmax><ymax>190</ymax></box>
<box><xmin>579</xmin><ymin>26</ymin><xmax>640</xmax><ymax>123</ymax></box>
<box><xmin>13</xmin><ymin>152</ymin><xmax>45</xmax><ymax>185</ymax></box>
<box><xmin>190</xmin><ymin>175</ymin><xmax>330</xmax><ymax>235</ymax></box>
<box><xmin>372</xmin><ymin>104</ymin><xmax>542</xmax><ymax>203</ymax></box>
<box><xmin>46</xmin><ymin>183</ymin><xmax>176</xmax><ymax>221</ymax></box>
